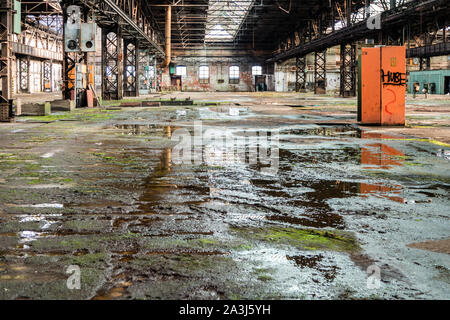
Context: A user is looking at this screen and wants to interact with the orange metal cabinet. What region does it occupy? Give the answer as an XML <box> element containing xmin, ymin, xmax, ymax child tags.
<box><xmin>380</xmin><ymin>46</ymin><xmax>406</xmax><ymax>125</ymax></box>
<box><xmin>360</xmin><ymin>46</ymin><xmax>406</xmax><ymax>126</ymax></box>
<box><xmin>361</xmin><ymin>48</ymin><xmax>381</xmax><ymax>124</ymax></box>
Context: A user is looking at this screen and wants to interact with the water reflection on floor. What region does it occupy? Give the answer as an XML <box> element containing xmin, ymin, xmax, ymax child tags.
<box><xmin>0</xmin><ymin>106</ymin><xmax>449</xmax><ymax>299</ymax></box>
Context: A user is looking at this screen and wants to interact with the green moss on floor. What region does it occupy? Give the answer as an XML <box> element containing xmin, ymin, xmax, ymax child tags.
<box><xmin>257</xmin><ymin>275</ymin><xmax>273</xmax><ymax>282</ymax></box>
<box><xmin>404</xmin><ymin>162</ymin><xmax>424</xmax><ymax>167</ymax></box>
<box><xmin>252</xmin><ymin>267</ymin><xmax>276</xmax><ymax>282</ymax></box>
<box><xmin>385</xmin><ymin>138</ymin><xmax>450</xmax><ymax>148</ymax></box>
<box><xmin>140</xmin><ymin>236</ymin><xmax>250</xmax><ymax>253</ymax></box>
<box><xmin>231</xmin><ymin>226</ymin><xmax>359</xmax><ymax>252</ymax></box>
<box><xmin>62</xmin><ymin>220</ymin><xmax>109</xmax><ymax>232</ymax></box>
<box><xmin>131</xmin><ymin>253</ymin><xmax>235</xmax><ymax>276</ymax></box>
<box><xmin>66</xmin><ymin>252</ymin><xmax>108</xmax><ymax>267</ymax></box>
<box><xmin>19</xmin><ymin>108</ymin><xmax>118</xmax><ymax>123</ymax></box>
<box><xmin>0</xmin><ymin>221</ymin><xmax>42</xmax><ymax>233</ymax></box>
<box><xmin>0</xmin><ymin>153</ymin><xmax>14</xmax><ymax>158</ymax></box>
<box><xmin>20</xmin><ymin>136</ymin><xmax>53</xmax><ymax>144</ymax></box>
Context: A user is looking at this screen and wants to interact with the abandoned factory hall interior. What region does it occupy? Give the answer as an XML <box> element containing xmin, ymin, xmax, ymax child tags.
<box><xmin>0</xmin><ymin>0</ymin><xmax>449</xmax><ymax>301</ymax></box>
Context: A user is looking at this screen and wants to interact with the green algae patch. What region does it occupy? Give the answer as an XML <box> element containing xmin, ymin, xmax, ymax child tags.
<box><xmin>404</xmin><ymin>162</ymin><xmax>424</xmax><ymax>167</ymax></box>
<box><xmin>67</xmin><ymin>252</ymin><xmax>108</xmax><ymax>268</ymax></box>
<box><xmin>20</xmin><ymin>114</ymin><xmax>73</xmax><ymax>122</ymax></box>
<box><xmin>231</xmin><ymin>226</ymin><xmax>359</xmax><ymax>252</ymax></box>
<box><xmin>195</xmin><ymin>238</ymin><xmax>220</xmax><ymax>247</ymax></box>
<box><xmin>20</xmin><ymin>136</ymin><xmax>53</xmax><ymax>144</ymax></box>
<box><xmin>384</xmin><ymin>138</ymin><xmax>450</xmax><ymax>148</ymax></box>
<box><xmin>257</xmin><ymin>275</ymin><xmax>273</xmax><ymax>282</ymax></box>
<box><xmin>20</xmin><ymin>109</ymin><xmax>116</xmax><ymax>123</ymax></box>
<box><xmin>131</xmin><ymin>253</ymin><xmax>235</xmax><ymax>276</ymax></box>
<box><xmin>31</xmin><ymin>235</ymin><xmax>105</xmax><ymax>251</ymax></box>
<box><xmin>429</xmin><ymin>140</ymin><xmax>450</xmax><ymax>148</ymax></box>
<box><xmin>252</xmin><ymin>267</ymin><xmax>275</xmax><ymax>282</ymax></box>
<box><xmin>408</xmin><ymin>125</ymin><xmax>437</xmax><ymax>129</ymax></box>
<box><xmin>0</xmin><ymin>153</ymin><xmax>14</xmax><ymax>158</ymax></box>
<box><xmin>62</xmin><ymin>219</ymin><xmax>110</xmax><ymax>232</ymax></box>
<box><xmin>141</xmin><ymin>236</ymin><xmax>244</xmax><ymax>252</ymax></box>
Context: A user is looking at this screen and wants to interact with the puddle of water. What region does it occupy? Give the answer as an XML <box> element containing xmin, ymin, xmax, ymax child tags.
<box><xmin>1</xmin><ymin>109</ymin><xmax>449</xmax><ymax>300</ymax></box>
<box><xmin>4</xmin><ymin>204</ymin><xmax>65</xmax><ymax>211</ymax></box>
<box><xmin>436</xmin><ymin>149</ymin><xmax>450</xmax><ymax>161</ymax></box>
<box><xmin>109</xmin><ymin>122</ymin><xmax>183</xmax><ymax>138</ymax></box>
<box><xmin>129</xmin><ymin>124</ymin><xmax>406</xmax><ymax>228</ymax></box>
<box><xmin>41</xmin><ymin>149</ymin><xmax>62</xmax><ymax>158</ymax></box>
<box><xmin>280</xmin><ymin>125</ymin><xmax>361</xmax><ymax>138</ymax></box>
<box><xmin>361</xmin><ymin>143</ymin><xmax>405</xmax><ymax>169</ymax></box>
<box><xmin>17</xmin><ymin>203</ymin><xmax>64</xmax><ymax>209</ymax></box>
<box><xmin>18</xmin><ymin>231</ymin><xmax>46</xmax><ymax>244</ymax></box>
<box><xmin>93</xmin><ymin>286</ymin><xmax>128</xmax><ymax>300</ymax></box>
<box><xmin>65</xmin><ymin>200</ymin><xmax>124</xmax><ymax>209</ymax></box>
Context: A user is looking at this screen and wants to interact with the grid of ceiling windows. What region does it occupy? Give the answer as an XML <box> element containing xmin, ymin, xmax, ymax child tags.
<box><xmin>252</xmin><ymin>66</ymin><xmax>262</xmax><ymax>76</ymax></box>
<box><xmin>199</xmin><ymin>65</ymin><xmax>210</xmax><ymax>84</ymax></box>
<box><xmin>205</xmin><ymin>0</ymin><xmax>253</xmax><ymax>42</ymax></box>
<box><xmin>229</xmin><ymin>66</ymin><xmax>240</xmax><ymax>84</ymax></box>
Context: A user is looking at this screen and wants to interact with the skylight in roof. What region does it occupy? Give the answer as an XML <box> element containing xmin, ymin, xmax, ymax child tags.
<box><xmin>205</xmin><ymin>0</ymin><xmax>253</xmax><ymax>42</ymax></box>
<box><xmin>206</xmin><ymin>24</ymin><xmax>232</xmax><ymax>40</ymax></box>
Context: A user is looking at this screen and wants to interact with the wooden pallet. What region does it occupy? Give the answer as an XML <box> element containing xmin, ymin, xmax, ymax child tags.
<box><xmin>0</xmin><ymin>104</ymin><xmax>10</xmax><ymax>122</ymax></box>
<box><xmin>0</xmin><ymin>103</ymin><xmax>14</xmax><ymax>122</ymax></box>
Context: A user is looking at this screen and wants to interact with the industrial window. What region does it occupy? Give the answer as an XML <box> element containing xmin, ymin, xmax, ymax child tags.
<box><xmin>176</xmin><ymin>66</ymin><xmax>187</xmax><ymax>77</ymax></box>
<box><xmin>229</xmin><ymin>65</ymin><xmax>239</xmax><ymax>84</ymax></box>
<box><xmin>252</xmin><ymin>66</ymin><xmax>262</xmax><ymax>76</ymax></box>
<box><xmin>148</xmin><ymin>66</ymin><xmax>155</xmax><ymax>79</ymax></box>
<box><xmin>199</xmin><ymin>65</ymin><xmax>209</xmax><ymax>84</ymax></box>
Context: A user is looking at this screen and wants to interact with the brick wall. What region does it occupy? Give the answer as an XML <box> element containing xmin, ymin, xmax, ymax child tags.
<box><xmin>160</xmin><ymin>47</ymin><xmax>272</xmax><ymax>92</ymax></box>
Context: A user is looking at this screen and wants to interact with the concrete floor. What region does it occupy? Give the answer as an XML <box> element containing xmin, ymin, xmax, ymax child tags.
<box><xmin>0</xmin><ymin>92</ymin><xmax>449</xmax><ymax>299</ymax></box>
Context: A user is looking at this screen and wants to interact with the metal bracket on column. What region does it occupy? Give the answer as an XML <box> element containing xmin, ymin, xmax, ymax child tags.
<box><xmin>314</xmin><ymin>50</ymin><xmax>327</xmax><ymax>94</ymax></box>
<box><xmin>295</xmin><ymin>56</ymin><xmax>307</xmax><ymax>92</ymax></box>
<box><xmin>340</xmin><ymin>43</ymin><xmax>356</xmax><ymax>97</ymax></box>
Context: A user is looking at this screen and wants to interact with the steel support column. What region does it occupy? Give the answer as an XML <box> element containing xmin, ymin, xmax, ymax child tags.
<box><xmin>0</xmin><ymin>0</ymin><xmax>13</xmax><ymax>121</ymax></box>
<box><xmin>138</xmin><ymin>48</ymin><xmax>151</xmax><ymax>94</ymax></box>
<box><xmin>124</xmin><ymin>39</ymin><xmax>139</xmax><ymax>97</ymax></box>
<box><xmin>346</xmin><ymin>0</ymin><xmax>352</xmax><ymax>27</ymax></box>
<box><xmin>102</xmin><ymin>25</ymin><xmax>123</xmax><ymax>100</ymax></box>
<box><xmin>63</xmin><ymin>53</ymin><xmax>76</xmax><ymax>99</ymax></box>
<box><xmin>295</xmin><ymin>56</ymin><xmax>307</xmax><ymax>92</ymax></box>
<box><xmin>117</xmin><ymin>27</ymin><xmax>123</xmax><ymax>100</ymax></box>
<box><xmin>340</xmin><ymin>43</ymin><xmax>357</xmax><ymax>97</ymax></box>
<box><xmin>62</xmin><ymin>1</ymin><xmax>77</xmax><ymax>100</ymax></box>
<box><xmin>19</xmin><ymin>57</ymin><xmax>30</xmax><ymax>93</ymax></box>
<box><xmin>42</xmin><ymin>60</ymin><xmax>53</xmax><ymax>92</ymax></box>
<box><xmin>419</xmin><ymin>57</ymin><xmax>431</xmax><ymax>70</ymax></box>
<box><xmin>154</xmin><ymin>56</ymin><xmax>158</xmax><ymax>91</ymax></box>
<box><xmin>314</xmin><ymin>50</ymin><xmax>327</xmax><ymax>94</ymax></box>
